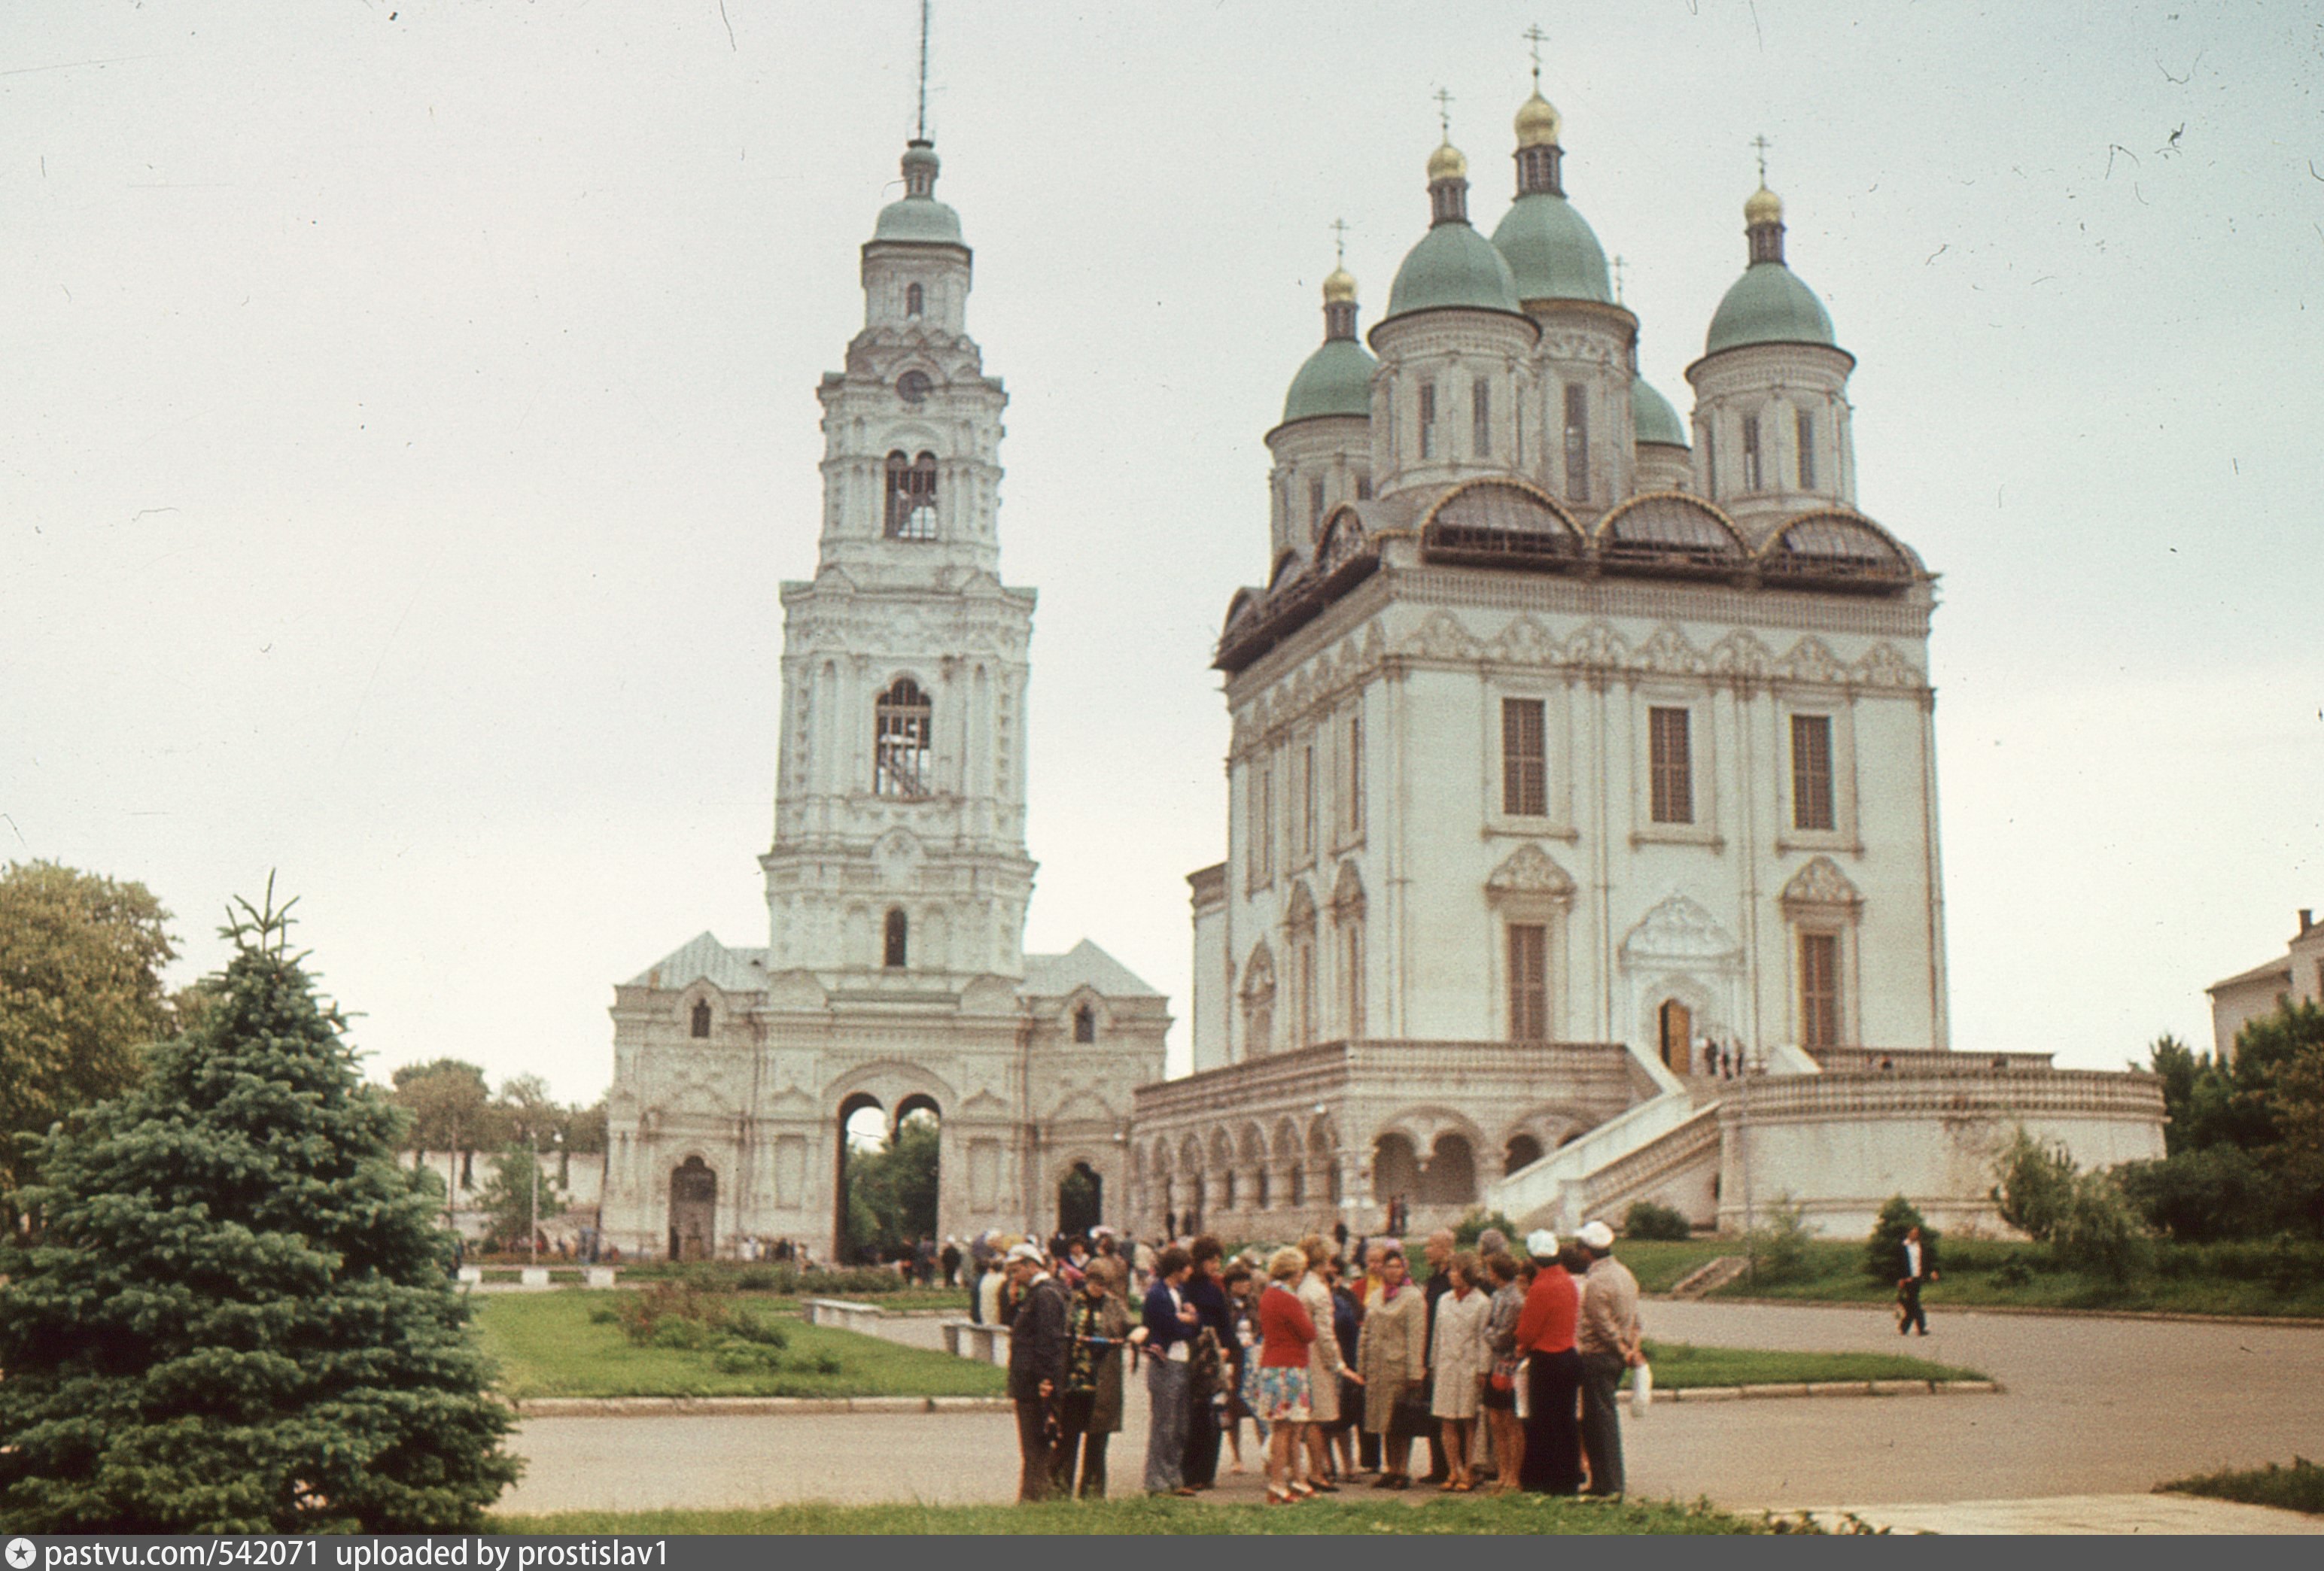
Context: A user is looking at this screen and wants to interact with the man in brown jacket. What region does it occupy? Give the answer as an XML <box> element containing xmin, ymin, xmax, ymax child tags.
<box><xmin>1574</xmin><ymin>1220</ymin><xmax>1643</xmax><ymax>1499</ymax></box>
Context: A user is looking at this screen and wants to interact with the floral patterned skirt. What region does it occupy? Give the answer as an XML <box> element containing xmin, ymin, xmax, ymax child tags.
<box><xmin>1253</xmin><ymin>1363</ymin><xmax>1312</xmax><ymax>1423</ymax></box>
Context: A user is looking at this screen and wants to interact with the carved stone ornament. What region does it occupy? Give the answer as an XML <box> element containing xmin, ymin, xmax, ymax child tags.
<box><xmin>1854</xmin><ymin>641</ymin><xmax>1923</xmax><ymax>688</ymax></box>
<box><xmin>1620</xmin><ymin>893</ymin><xmax>1742</xmax><ymax>964</ymax></box>
<box><xmin>1781</xmin><ymin>855</ymin><xmax>1863</xmax><ymax>911</ymax></box>
<box><xmin>1563</xmin><ymin>620</ymin><xmax>1629</xmax><ymax>670</ymax></box>
<box><xmin>1635</xmin><ymin>624</ymin><xmax>1705</xmax><ymax>676</ymax></box>
<box><xmin>1284</xmin><ymin>880</ymin><xmax>1318</xmax><ymax>929</ymax></box>
<box><xmin>1489</xmin><ymin>615</ymin><xmax>1559</xmax><ymax>667</ymax></box>
<box><xmin>1331</xmin><ymin>859</ymin><xmax>1367</xmax><ymax>915</ymax></box>
<box><xmin>1407</xmin><ymin>609</ymin><xmax>1482</xmax><ymax>661</ymax></box>
<box><xmin>1776</xmin><ymin>635</ymin><xmax>1847</xmax><ymax>686</ymax></box>
<box><xmin>1242</xmin><ymin>942</ymin><xmax>1277</xmax><ymax>1002</ymax></box>
<box><xmin>1487</xmin><ymin>842</ymin><xmax>1577</xmax><ymax>899</ymax></box>
<box><xmin>1708</xmin><ymin>629</ymin><xmax>1774</xmax><ymax>678</ymax></box>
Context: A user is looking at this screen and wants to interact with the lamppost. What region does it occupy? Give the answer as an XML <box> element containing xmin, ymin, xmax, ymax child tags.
<box><xmin>529</xmin><ymin>1129</ymin><xmax>540</xmax><ymax>1267</ymax></box>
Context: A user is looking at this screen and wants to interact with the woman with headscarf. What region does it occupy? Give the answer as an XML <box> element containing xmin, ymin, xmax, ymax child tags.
<box><xmin>1354</xmin><ymin>1247</ymin><xmax>1428</xmax><ymax>1489</ymax></box>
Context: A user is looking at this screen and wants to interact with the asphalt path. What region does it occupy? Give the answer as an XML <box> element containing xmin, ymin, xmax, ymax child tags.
<box><xmin>498</xmin><ymin>1298</ymin><xmax>2324</xmax><ymax>1518</ymax></box>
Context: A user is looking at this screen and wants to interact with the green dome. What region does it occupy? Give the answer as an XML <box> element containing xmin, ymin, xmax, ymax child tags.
<box><xmin>1386</xmin><ymin>221</ymin><xmax>1522</xmax><ymax>319</ymax></box>
<box><xmin>1631</xmin><ymin>374</ymin><xmax>1687</xmax><ymax>447</ymax></box>
<box><xmin>872</xmin><ymin>194</ymin><xmax>964</xmax><ymax>246</ymax></box>
<box><xmin>1705</xmin><ymin>262</ymin><xmax>1834</xmax><ymax>354</ymax></box>
<box><xmin>1489</xmin><ymin>193</ymin><xmax>1611</xmax><ymax>304</ymax></box>
<box><xmin>1283</xmin><ymin>336</ymin><xmax>1377</xmax><ymax>423</ymax></box>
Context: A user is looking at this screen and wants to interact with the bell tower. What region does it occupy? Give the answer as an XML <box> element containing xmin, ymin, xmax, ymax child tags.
<box><xmin>762</xmin><ymin>120</ymin><xmax>1038</xmax><ymax>984</ymax></box>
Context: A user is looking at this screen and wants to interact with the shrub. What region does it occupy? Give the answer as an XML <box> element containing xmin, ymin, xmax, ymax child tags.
<box><xmin>1991</xmin><ymin>1126</ymin><xmax>2079</xmax><ymax>1242</ymax></box>
<box><xmin>2116</xmin><ymin>1146</ymin><xmax>2280</xmax><ymax>1241</ymax></box>
<box><xmin>1863</xmin><ymin>1195</ymin><xmax>1940</xmax><ymax>1282</ymax></box>
<box><xmin>2050</xmin><ymin>1171</ymin><xmax>2152</xmax><ymax>1284</ymax></box>
<box><xmin>1452</xmin><ymin>1208</ymin><xmax>1522</xmax><ymax>1249</ymax></box>
<box><xmin>1622</xmin><ymin>1200</ymin><xmax>1693</xmax><ymax>1241</ymax></box>
<box><xmin>1744</xmin><ymin>1196</ymin><xmax>1817</xmax><ymax>1284</ymax></box>
<box><xmin>1991</xmin><ymin>1259</ymin><xmax>2034</xmax><ymax>1289</ymax></box>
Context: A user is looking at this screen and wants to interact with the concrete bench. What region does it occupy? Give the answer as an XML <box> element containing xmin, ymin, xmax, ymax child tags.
<box><xmin>456</xmin><ymin>1266</ymin><xmax>483</xmax><ymax>1287</ymax></box>
<box><xmin>583</xmin><ymin>1266</ymin><xmax>617</xmax><ymax>1289</ymax></box>
<box><xmin>520</xmin><ymin>1267</ymin><xmax>552</xmax><ymax>1289</ymax></box>
<box><xmin>940</xmin><ymin>1319</ymin><xmax>1009</xmax><ymax>1363</ymax></box>
<box><xmin>802</xmin><ymin>1297</ymin><xmax>887</xmax><ymax>1335</ymax></box>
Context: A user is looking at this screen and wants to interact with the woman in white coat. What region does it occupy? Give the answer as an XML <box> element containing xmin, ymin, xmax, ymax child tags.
<box><xmin>1428</xmin><ymin>1251</ymin><xmax>1492</xmax><ymax>1491</ymax></box>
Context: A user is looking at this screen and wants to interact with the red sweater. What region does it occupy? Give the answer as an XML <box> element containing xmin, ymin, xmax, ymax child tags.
<box><xmin>1257</xmin><ymin>1281</ymin><xmax>1318</xmax><ymax>1367</ymax></box>
<box><xmin>1515</xmin><ymin>1265</ymin><xmax>1579</xmax><ymax>1354</ymax></box>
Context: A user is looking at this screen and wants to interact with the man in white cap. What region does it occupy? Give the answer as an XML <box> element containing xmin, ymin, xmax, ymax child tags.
<box><xmin>1574</xmin><ymin>1219</ymin><xmax>1642</xmax><ymax>1499</ymax></box>
<box><xmin>999</xmin><ymin>1241</ymin><xmax>1069</xmax><ymax>1502</ymax></box>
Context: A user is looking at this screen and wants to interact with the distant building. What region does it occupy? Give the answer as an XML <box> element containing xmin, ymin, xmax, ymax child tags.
<box><xmin>1131</xmin><ymin>75</ymin><xmax>2164</xmax><ymax>1240</ymax></box>
<box><xmin>2207</xmin><ymin>909</ymin><xmax>2324</xmax><ymax>1063</ymax></box>
<box><xmin>597</xmin><ymin>132</ymin><xmax>1167</xmax><ymax>1263</ymax></box>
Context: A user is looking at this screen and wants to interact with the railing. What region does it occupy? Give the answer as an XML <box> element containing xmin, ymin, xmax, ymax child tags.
<box><xmin>1131</xmin><ymin>1039</ymin><xmax>1635</xmax><ymax>1122</ymax></box>
<box><xmin>1487</xmin><ymin>1089</ymin><xmax>1701</xmax><ymax>1229</ymax></box>
<box><xmin>1719</xmin><ymin>1068</ymin><xmax>2165</xmax><ymax>1123</ymax></box>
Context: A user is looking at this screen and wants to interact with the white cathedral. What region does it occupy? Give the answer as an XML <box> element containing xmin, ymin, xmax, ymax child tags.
<box><xmin>603</xmin><ymin>74</ymin><xmax>2168</xmax><ymax>1260</ymax></box>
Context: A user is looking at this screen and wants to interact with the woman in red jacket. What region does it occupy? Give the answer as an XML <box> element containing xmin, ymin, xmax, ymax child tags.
<box><xmin>1513</xmin><ymin>1229</ymin><xmax>1583</xmax><ymax>1494</ymax></box>
<box><xmin>1255</xmin><ymin>1244</ymin><xmax>1319</xmax><ymax>1504</ymax></box>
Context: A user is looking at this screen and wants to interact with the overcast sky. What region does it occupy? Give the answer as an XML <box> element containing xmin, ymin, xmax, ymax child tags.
<box><xmin>3</xmin><ymin>2</ymin><xmax>2319</xmax><ymax>1103</ymax></box>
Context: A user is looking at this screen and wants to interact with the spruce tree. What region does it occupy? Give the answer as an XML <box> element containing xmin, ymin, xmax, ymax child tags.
<box><xmin>0</xmin><ymin>885</ymin><xmax>519</xmax><ymax>1533</ymax></box>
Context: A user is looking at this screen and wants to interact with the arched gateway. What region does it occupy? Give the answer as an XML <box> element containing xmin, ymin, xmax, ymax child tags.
<box><xmin>597</xmin><ymin>129</ymin><xmax>1168</xmax><ymax>1261</ymax></box>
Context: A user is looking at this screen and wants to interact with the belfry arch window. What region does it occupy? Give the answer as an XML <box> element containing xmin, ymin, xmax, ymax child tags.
<box><xmin>1073</xmin><ymin>1004</ymin><xmax>1097</xmax><ymax>1044</ymax></box>
<box><xmin>884</xmin><ymin>908</ymin><xmax>909</xmax><ymax>968</ymax></box>
<box><xmin>885</xmin><ymin>451</ymin><xmax>938</xmax><ymax>539</ymax></box>
<box><xmin>689</xmin><ymin>998</ymin><xmax>712</xmax><ymax>1038</ymax></box>
<box><xmin>905</xmin><ymin>281</ymin><xmax>923</xmax><ymax>318</ymax></box>
<box><xmin>874</xmin><ymin>678</ymin><xmax>933</xmax><ymax>797</ymax></box>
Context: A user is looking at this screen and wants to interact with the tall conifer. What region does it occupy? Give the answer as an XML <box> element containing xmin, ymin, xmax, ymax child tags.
<box><xmin>0</xmin><ymin>885</ymin><xmax>519</xmax><ymax>1532</ymax></box>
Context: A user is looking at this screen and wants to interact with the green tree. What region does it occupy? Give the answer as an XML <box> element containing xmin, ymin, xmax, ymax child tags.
<box><xmin>1991</xmin><ymin>1126</ymin><xmax>2078</xmax><ymax>1242</ymax></box>
<box><xmin>844</xmin><ymin>1111</ymin><xmax>939</xmax><ymax>1257</ymax></box>
<box><xmin>559</xmin><ymin>1095</ymin><xmax>608</xmax><ymax>1156</ymax></box>
<box><xmin>476</xmin><ymin>1145</ymin><xmax>568</xmax><ymax>1254</ymax></box>
<box><xmin>492</xmin><ymin>1071</ymin><xmax>561</xmax><ymax>1149</ymax></box>
<box><xmin>1863</xmin><ymin>1194</ymin><xmax>1939</xmax><ymax>1281</ymax></box>
<box><xmin>388</xmin><ymin>1058</ymin><xmax>499</xmax><ymax>1158</ymax></box>
<box><xmin>0</xmin><ymin>861</ymin><xmax>177</xmax><ymax>1192</ymax></box>
<box><xmin>2140</xmin><ymin>1034</ymin><xmax>2202</xmax><ymax>1155</ymax></box>
<box><xmin>0</xmin><ymin>883</ymin><xmax>519</xmax><ymax>1532</ymax></box>
<box><xmin>1744</xmin><ymin>1195</ymin><xmax>1815</xmax><ymax>1284</ymax></box>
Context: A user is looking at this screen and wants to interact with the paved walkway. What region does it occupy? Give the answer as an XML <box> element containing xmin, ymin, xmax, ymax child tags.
<box><xmin>500</xmin><ymin>1298</ymin><xmax>2324</xmax><ymax>1528</ymax></box>
<box><xmin>1798</xmin><ymin>1494</ymin><xmax>2324</xmax><ymax>1535</ymax></box>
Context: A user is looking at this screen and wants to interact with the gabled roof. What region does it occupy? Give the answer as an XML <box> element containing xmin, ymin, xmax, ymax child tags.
<box><xmin>1022</xmin><ymin>939</ymin><xmax>1162</xmax><ymax>1000</ymax></box>
<box><xmin>627</xmin><ymin>931</ymin><xmax>771</xmax><ymax>993</ymax></box>
<box><xmin>2207</xmin><ymin>956</ymin><xmax>2292</xmax><ymax>996</ymax></box>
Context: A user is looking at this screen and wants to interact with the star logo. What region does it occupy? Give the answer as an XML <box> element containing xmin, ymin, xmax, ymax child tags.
<box><xmin>6</xmin><ymin>1538</ymin><xmax>36</xmax><ymax>1569</ymax></box>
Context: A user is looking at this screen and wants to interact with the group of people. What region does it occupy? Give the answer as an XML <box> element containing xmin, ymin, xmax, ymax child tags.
<box><xmin>991</xmin><ymin>1219</ymin><xmax>1646</xmax><ymax>1505</ymax></box>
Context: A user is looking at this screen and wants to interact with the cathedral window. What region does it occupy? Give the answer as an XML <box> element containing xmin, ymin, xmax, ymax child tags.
<box><xmin>896</xmin><ymin>370</ymin><xmax>932</xmax><ymax>405</ymax></box>
<box><xmin>1073</xmin><ymin>1004</ymin><xmax>1097</xmax><ymax>1044</ymax></box>
<box><xmin>1345</xmin><ymin>715</ymin><xmax>1365</xmax><ymax>839</ymax></box>
<box><xmin>1790</xmin><ymin>715</ymin><xmax>1835</xmax><ymax>831</ymax></box>
<box><xmin>1501</xmin><ymin>698</ymin><xmax>1547</xmax><ymax>816</ymax></box>
<box><xmin>884</xmin><ymin>907</ymin><xmax>909</xmax><ymax>968</ymax></box>
<box><xmin>1418</xmin><ymin>381</ymin><xmax>1437</xmax><ymax>458</ymax></box>
<box><xmin>874</xmin><ymin>678</ymin><xmax>933</xmax><ymax>797</ymax></box>
<box><xmin>1562</xmin><ymin>384</ymin><xmax>1589</xmax><ymax>503</ymax></box>
<box><xmin>1799</xmin><ymin>931</ymin><xmax>1841</xmax><ymax>1049</ymax></box>
<box><xmin>1355</xmin><ymin>476</ymin><xmax>1373</xmax><ymax>501</ymax></box>
<box><xmin>905</xmin><ymin>281</ymin><xmax>923</xmax><ymax>317</ymax></box>
<box><xmin>1250</xmin><ymin>762</ymin><xmax>1274</xmax><ymax>886</ymax></box>
<box><xmin>690</xmin><ymin>999</ymin><xmax>712</xmax><ymax>1038</ymax></box>
<box><xmin>1294</xmin><ymin>743</ymin><xmax>1315</xmax><ymax>861</ymax></box>
<box><xmin>1472</xmin><ymin>378</ymin><xmax>1492</xmax><ymax>457</ymax></box>
<box><xmin>1340</xmin><ymin>919</ymin><xmax>1364</xmax><ymax>1038</ymax></box>
<box><xmin>1796</xmin><ymin>407</ymin><xmax>1818</xmax><ymax>489</ymax></box>
<box><xmin>1507</xmin><ymin>924</ymin><xmax>1548</xmax><ymax>1040</ymax></box>
<box><xmin>1309</xmin><ymin>478</ymin><xmax>1325</xmax><ymax>536</ymax></box>
<box><xmin>1702</xmin><ymin>424</ymin><xmax>1717</xmax><ymax>499</ymax></box>
<box><xmin>884</xmin><ymin>450</ymin><xmax>938</xmax><ymax>539</ymax></box>
<box><xmin>1741</xmin><ymin>415</ymin><xmax>1763</xmax><ymax>491</ymax></box>
<box><xmin>1648</xmin><ymin>706</ymin><xmax>1694</xmax><ymax>824</ymax></box>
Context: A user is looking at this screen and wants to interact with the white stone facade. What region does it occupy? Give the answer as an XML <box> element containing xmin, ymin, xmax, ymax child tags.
<box><xmin>599</xmin><ymin>140</ymin><xmax>1167</xmax><ymax>1262</ymax></box>
<box><xmin>2206</xmin><ymin>907</ymin><xmax>2324</xmax><ymax>1064</ymax></box>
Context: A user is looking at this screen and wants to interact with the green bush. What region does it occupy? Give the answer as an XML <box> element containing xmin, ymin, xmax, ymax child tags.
<box><xmin>1622</xmin><ymin>1201</ymin><xmax>1693</xmax><ymax>1241</ymax></box>
<box><xmin>1991</xmin><ymin>1259</ymin><xmax>2034</xmax><ymax>1288</ymax></box>
<box><xmin>2162</xmin><ymin>1457</ymin><xmax>2324</xmax><ymax>1516</ymax></box>
<box><xmin>2117</xmin><ymin>1146</ymin><xmax>2281</xmax><ymax>1241</ymax></box>
<box><xmin>1991</xmin><ymin>1126</ymin><xmax>2079</xmax><ymax>1242</ymax></box>
<box><xmin>2050</xmin><ymin>1171</ymin><xmax>2152</xmax><ymax>1284</ymax></box>
<box><xmin>1452</xmin><ymin>1208</ymin><xmax>1522</xmax><ymax>1248</ymax></box>
<box><xmin>1744</xmin><ymin>1196</ymin><xmax>1817</xmax><ymax>1284</ymax></box>
<box><xmin>1862</xmin><ymin>1195</ymin><xmax>1939</xmax><ymax>1283</ymax></box>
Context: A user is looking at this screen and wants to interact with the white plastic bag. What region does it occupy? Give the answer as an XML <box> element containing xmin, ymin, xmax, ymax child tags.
<box><xmin>1629</xmin><ymin>1360</ymin><xmax>1653</xmax><ymax>1418</ymax></box>
<box><xmin>1513</xmin><ymin>1357</ymin><xmax>1531</xmax><ymax>1419</ymax></box>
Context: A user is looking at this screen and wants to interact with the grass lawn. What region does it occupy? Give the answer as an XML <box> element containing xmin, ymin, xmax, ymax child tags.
<box><xmin>1631</xmin><ymin>1339</ymin><xmax>1980</xmax><ymax>1388</ymax></box>
<box><xmin>492</xmin><ymin>1494</ymin><xmax>1769</xmax><ymax>1535</ymax></box>
<box><xmin>1699</xmin><ymin>1238</ymin><xmax>2324</xmax><ymax>1319</ymax></box>
<box><xmin>2160</xmin><ymin>1458</ymin><xmax>2324</xmax><ymax>1515</ymax></box>
<box><xmin>473</xmin><ymin>1290</ymin><xmax>1005</xmax><ymax>1400</ymax></box>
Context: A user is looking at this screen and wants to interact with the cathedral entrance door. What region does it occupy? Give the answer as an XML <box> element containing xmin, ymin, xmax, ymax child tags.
<box><xmin>669</xmin><ymin>1156</ymin><xmax>716</xmax><ymax>1261</ymax></box>
<box><xmin>1658</xmin><ymin>1000</ymin><xmax>1693</xmax><ymax>1074</ymax></box>
<box><xmin>1058</xmin><ymin>1161</ymin><xmax>1101</xmax><ymax>1237</ymax></box>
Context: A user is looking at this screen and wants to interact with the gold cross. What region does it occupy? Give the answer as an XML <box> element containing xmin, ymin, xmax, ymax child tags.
<box><xmin>1523</xmin><ymin>23</ymin><xmax>1548</xmax><ymax>89</ymax></box>
<box><xmin>1329</xmin><ymin>217</ymin><xmax>1349</xmax><ymax>266</ymax></box>
<box><xmin>1751</xmin><ymin>134</ymin><xmax>1772</xmax><ymax>184</ymax></box>
<box><xmin>1434</xmin><ymin>87</ymin><xmax>1455</xmax><ymax>141</ymax></box>
<box><xmin>1611</xmin><ymin>254</ymin><xmax>1627</xmax><ymax>305</ymax></box>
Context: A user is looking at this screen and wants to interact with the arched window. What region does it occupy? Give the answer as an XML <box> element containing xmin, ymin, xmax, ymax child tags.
<box><xmin>905</xmin><ymin>281</ymin><xmax>923</xmax><ymax>317</ymax></box>
<box><xmin>689</xmin><ymin>998</ymin><xmax>712</xmax><ymax>1038</ymax></box>
<box><xmin>884</xmin><ymin>908</ymin><xmax>908</xmax><ymax>968</ymax></box>
<box><xmin>1072</xmin><ymin>1004</ymin><xmax>1097</xmax><ymax>1044</ymax></box>
<box><xmin>874</xmin><ymin>679</ymin><xmax>932</xmax><ymax>797</ymax></box>
<box><xmin>884</xmin><ymin>451</ymin><xmax>938</xmax><ymax>539</ymax></box>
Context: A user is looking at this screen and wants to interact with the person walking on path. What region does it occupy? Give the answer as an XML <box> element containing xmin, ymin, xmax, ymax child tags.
<box><xmin>1255</xmin><ymin>1246</ymin><xmax>1319</xmax><ymax>1505</ymax></box>
<box><xmin>1355</xmin><ymin>1247</ymin><xmax>1428</xmax><ymax>1489</ymax></box>
<box><xmin>998</xmin><ymin>1241</ymin><xmax>1069</xmax><ymax>1503</ymax></box>
<box><xmin>1428</xmin><ymin>1250</ymin><xmax>1492</xmax><ymax>1491</ymax></box>
<box><xmin>1479</xmin><ymin>1251</ymin><xmax>1526</xmax><ymax>1494</ymax></box>
<box><xmin>1514</xmin><ymin>1229</ymin><xmax>1583</xmax><ymax>1495</ymax></box>
<box><xmin>1574</xmin><ymin>1220</ymin><xmax>1644</xmax><ymax>1500</ymax></box>
<box><xmin>1896</xmin><ymin>1223</ymin><xmax>1940</xmax><ymax>1336</ymax></box>
<box><xmin>1132</xmin><ymin>1244</ymin><xmax>1201</xmax><ymax>1496</ymax></box>
<box><xmin>1051</xmin><ymin>1258</ymin><xmax>1132</xmax><ymax>1499</ymax></box>
<box><xmin>1295</xmin><ymin>1235</ymin><xmax>1346</xmax><ymax>1490</ymax></box>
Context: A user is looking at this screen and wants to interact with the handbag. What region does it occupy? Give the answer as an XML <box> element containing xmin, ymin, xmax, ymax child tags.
<box><xmin>1391</xmin><ymin>1387</ymin><xmax>1432</xmax><ymax>1440</ymax></box>
<box><xmin>1489</xmin><ymin>1354</ymin><xmax>1519</xmax><ymax>1393</ymax></box>
<box><xmin>1629</xmin><ymin>1359</ymin><xmax>1653</xmax><ymax>1418</ymax></box>
<box><xmin>1513</xmin><ymin>1357</ymin><xmax>1532</xmax><ymax>1419</ymax></box>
